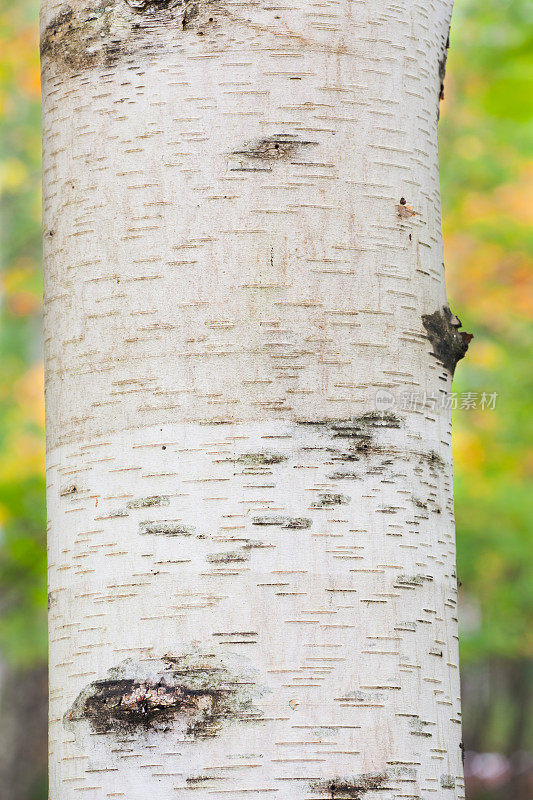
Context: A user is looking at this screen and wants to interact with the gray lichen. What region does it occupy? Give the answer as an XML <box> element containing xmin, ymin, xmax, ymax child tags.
<box><xmin>311</xmin><ymin>493</ymin><xmax>350</xmax><ymax>508</ymax></box>
<box><xmin>140</xmin><ymin>521</ymin><xmax>195</xmax><ymax>536</ymax></box>
<box><xmin>207</xmin><ymin>549</ymin><xmax>250</xmax><ymax>564</ymax></box>
<box><xmin>128</xmin><ymin>495</ymin><xmax>170</xmax><ymax>508</ymax></box>
<box><xmin>236</xmin><ymin>451</ymin><xmax>288</xmax><ymax>466</ymax></box>
<box><xmin>440</xmin><ymin>774</ymin><xmax>456</xmax><ymax>789</ymax></box>
<box><xmin>251</xmin><ymin>515</ymin><xmax>312</xmax><ymax>529</ymax></box>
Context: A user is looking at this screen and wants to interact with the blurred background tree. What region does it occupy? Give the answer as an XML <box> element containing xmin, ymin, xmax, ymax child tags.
<box><xmin>0</xmin><ymin>0</ymin><xmax>531</xmax><ymax>797</ymax></box>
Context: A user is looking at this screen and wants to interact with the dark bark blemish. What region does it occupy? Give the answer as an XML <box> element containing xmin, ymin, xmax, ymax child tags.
<box><xmin>395</xmin><ymin>574</ymin><xmax>425</xmax><ymax>588</ymax></box>
<box><xmin>439</xmin><ymin>30</ymin><xmax>450</xmax><ymax>101</ymax></box>
<box><xmin>232</xmin><ymin>134</ymin><xmax>318</xmax><ymax>162</ymax></box>
<box><xmin>125</xmin><ymin>0</ymin><xmax>180</xmax><ymax>11</ymax></box>
<box><xmin>40</xmin><ymin>0</ymin><xmax>211</xmax><ymax>73</ymax></box>
<box><xmin>376</xmin><ymin>505</ymin><xmax>398</xmax><ymax>514</ymax></box>
<box><xmin>182</xmin><ymin>1</ymin><xmax>199</xmax><ymax>27</ymax></box>
<box><xmin>60</xmin><ymin>484</ymin><xmax>78</xmax><ymax>496</ymax></box>
<box><xmin>426</xmin><ymin>449</ymin><xmax>445</xmax><ymax>469</ymax></box>
<box><xmin>397</xmin><ymin>197</ymin><xmax>416</xmax><ymax>217</ymax></box>
<box><xmin>310</xmin><ymin>774</ymin><xmax>386</xmax><ymax>798</ymax></box>
<box><xmin>299</xmin><ymin>413</ymin><xmax>402</xmax><ymax>463</ymax></box>
<box><xmin>65</xmin><ymin>654</ymin><xmax>262</xmax><ymax>737</ymax></box>
<box><xmin>187</xmin><ymin>775</ymin><xmax>218</xmax><ymax>785</ymax></box>
<box><xmin>67</xmin><ymin>678</ymin><xmax>212</xmax><ymax>734</ymax></box>
<box><xmin>41</xmin><ymin>3</ymin><xmax>126</xmax><ymax>71</ymax></box>
<box><xmin>356</xmin><ymin>412</ymin><xmax>401</xmax><ymax>429</ymax></box>
<box><xmin>422</xmin><ymin>305</ymin><xmax>473</xmax><ymax>375</ymax></box>
<box><xmin>411</xmin><ymin>496</ymin><xmax>428</xmax><ymax>510</ymax></box>
<box><xmin>330</xmin><ymin>413</ymin><xmax>401</xmax><ymax>437</ymax></box>
<box><xmin>441</xmin><ymin>774</ymin><xmax>456</xmax><ymax>789</ymax></box>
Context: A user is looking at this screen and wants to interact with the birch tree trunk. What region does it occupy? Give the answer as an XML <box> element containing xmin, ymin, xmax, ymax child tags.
<box><xmin>41</xmin><ymin>1</ymin><xmax>468</xmax><ymax>797</ymax></box>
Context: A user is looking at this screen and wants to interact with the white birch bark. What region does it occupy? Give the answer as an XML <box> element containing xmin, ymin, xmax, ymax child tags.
<box><xmin>42</xmin><ymin>1</ymin><xmax>467</xmax><ymax>797</ymax></box>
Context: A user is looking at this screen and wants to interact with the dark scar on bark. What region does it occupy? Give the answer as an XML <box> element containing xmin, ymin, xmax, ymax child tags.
<box><xmin>40</xmin><ymin>1</ymin><xmax>215</xmax><ymax>72</ymax></box>
<box><xmin>310</xmin><ymin>774</ymin><xmax>387</xmax><ymax>799</ymax></box>
<box><xmin>65</xmin><ymin>656</ymin><xmax>262</xmax><ymax>736</ymax></box>
<box><xmin>438</xmin><ymin>38</ymin><xmax>449</xmax><ymax>100</ymax></box>
<box><xmin>232</xmin><ymin>134</ymin><xmax>318</xmax><ymax>162</ymax></box>
<box><xmin>437</xmin><ymin>29</ymin><xmax>450</xmax><ymax>120</ymax></box>
<box><xmin>182</xmin><ymin>1</ymin><xmax>199</xmax><ymax>27</ymax></box>
<box><xmin>422</xmin><ymin>305</ymin><xmax>472</xmax><ymax>375</ymax></box>
<box><xmin>66</xmin><ymin>679</ymin><xmax>218</xmax><ymax>733</ymax></box>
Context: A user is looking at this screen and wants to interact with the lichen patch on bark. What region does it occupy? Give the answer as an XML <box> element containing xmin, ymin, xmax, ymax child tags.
<box><xmin>422</xmin><ymin>305</ymin><xmax>472</xmax><ymax>375</ymax></box>
<box><xmin>140</xmin><ymin>520</ymin><xmax>195</xmax><ymax>536</ymax></box>
<box><xmin>311</xmin><ymin>493</ymin><xmax>350</xmax><ymax>508</ymax></box>
<box><xmin>65</xmin><ymin>654</ymin><xmax>262</xmax><ymax>737</ymax></box>
<box><xmin>128</xmin><ymin>495</ymin><xmax>170</xmax><ymax>508</ymax></box>
<box><xmin>251</xmin><ymin>515</ymin><xmax>312</xmax><ymax>529</ymax></box>
<box><xmin>235</xmin><ymin>451</ymin><xmax>289</xmax><ymax>469</ymax></box>
<box><xmin>297</xmin><ymin>413</ymin><xmax>403</xmax><ymax>463</ymax></box>
<box><xmin>207</xmin><ymin>548</ymin><xmax>250</xmax><ymax>563</ymax></box>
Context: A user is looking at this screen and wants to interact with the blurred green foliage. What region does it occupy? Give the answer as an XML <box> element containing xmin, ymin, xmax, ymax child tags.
<box><xmin>0</xmin><ymin>0</ymin><xmax>45</xmax><ymax>666</ymax></box>
<box><xmin>0</xmin><ymin>0</ymin><xmax>531</xmax><ymax>771</ymax></box>
<box><xmin>440</xmin><ymin>0</ymin><xmax>533</xmax><ymax>672</ymax></box>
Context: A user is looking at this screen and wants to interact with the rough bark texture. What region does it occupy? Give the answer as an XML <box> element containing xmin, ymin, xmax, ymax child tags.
<box><xmin>42</xmin><ymin>1</ymin><xmax>465</xmax><ymax>797</ymax></box>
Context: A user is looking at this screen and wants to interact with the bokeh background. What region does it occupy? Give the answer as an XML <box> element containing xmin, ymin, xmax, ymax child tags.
<box><xmin>0</xmin><ymin>0</ymin><xmax>531</xmax><ymax>797</ymax></box>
